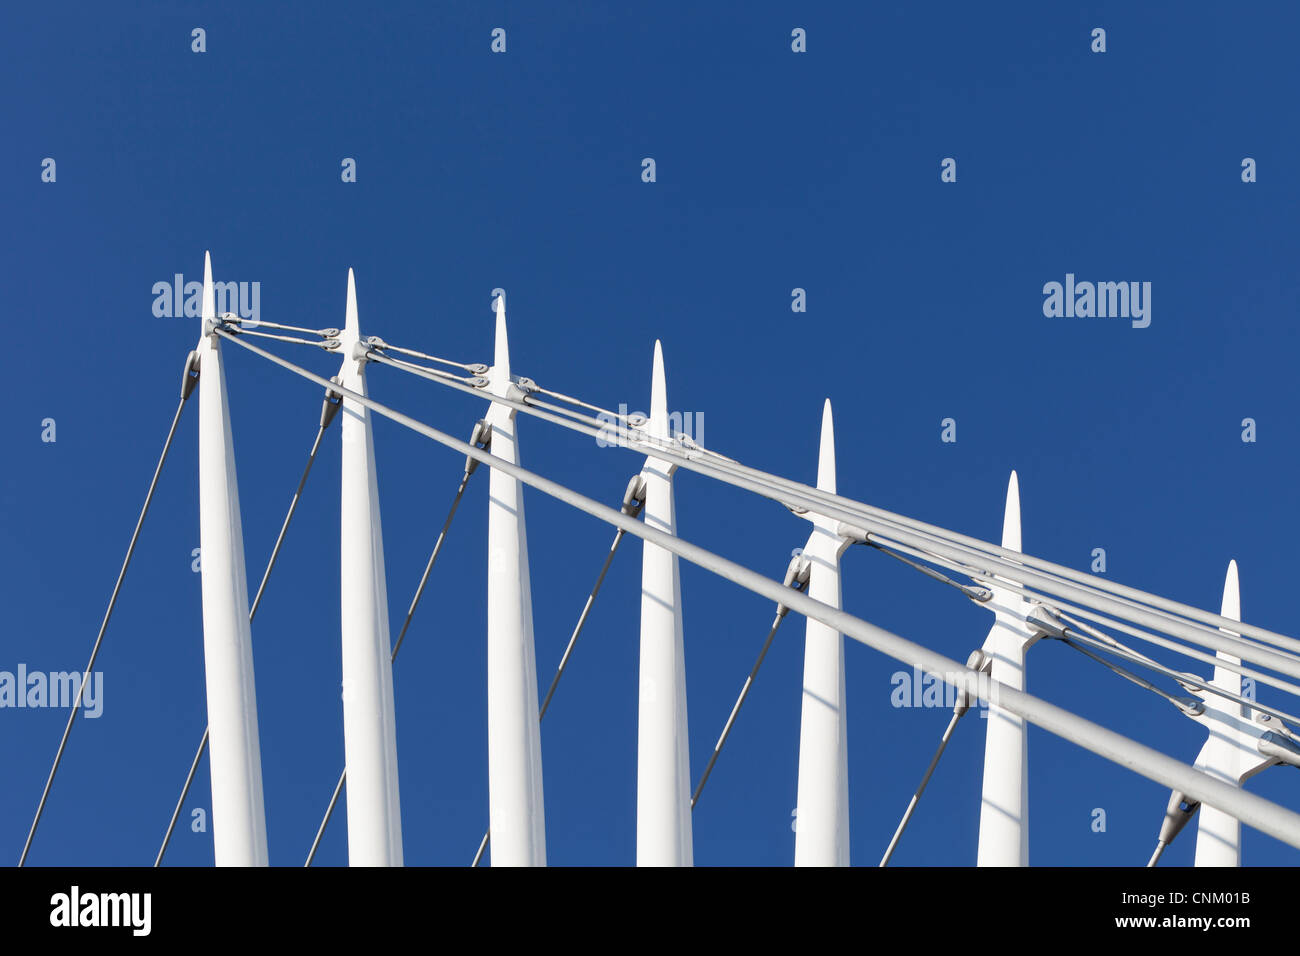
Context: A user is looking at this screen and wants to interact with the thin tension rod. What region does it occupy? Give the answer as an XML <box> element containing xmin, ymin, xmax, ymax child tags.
<box><xmin>156</xmin><ymin>385</ymin><xmax>342</xmax><ymax>865</ymax></box>
<box><xmin>471</xmin><ymin>477</ymin><xmax>646</xmax><ymax>866</ymax></box>
<box><xmin>306</xmin><ymin>446</ymin><xmax>484</xmax><ymax>866</ymax></box>
<box><xmin>21</xmin><ymin>352</ymin><xmax>200</xmax><ymax>866</ymax></box>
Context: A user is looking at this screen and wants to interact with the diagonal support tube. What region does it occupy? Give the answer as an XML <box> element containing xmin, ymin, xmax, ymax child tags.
<box><xmin>215</xmin><ymin>327</ymin><xmax>1300</xmax><ymax>853</ymax></box>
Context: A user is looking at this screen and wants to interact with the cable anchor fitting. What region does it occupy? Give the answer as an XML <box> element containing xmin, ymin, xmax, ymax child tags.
<box><xmin>776</xmin><ymin>551</ymin><xmax>812</xmax><ymax>618</ymax></box>
<box><xmin>320</xmin><ymin>377</ymin><xmax>344</xmax><ymax>429</ymax></box>
<box><xmin>621</xmin><ymin>474</ymin><xmax>647</xmax><ymax>519</ymax></box>
<box><xmin>465</xmin><ymin>419</ymin><xmax>492</xmax><ymax>475</ymax></box>
<box><xmin>181</xmin><ymin>350</ymin><xmax>201</xmax><ymax>401</ymax></box>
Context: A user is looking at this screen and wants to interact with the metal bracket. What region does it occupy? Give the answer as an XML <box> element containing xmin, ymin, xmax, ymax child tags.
<box><xmin>1160</xmin><ymin>561</ymin><xmax>1289</xmax><ymax>865</ymax></box>
<box><xmin>181</xmin><ymin>349</ymin><xmax>201</xmax><ymax>401</ymax></box>
<box><xmin>465</xmin><ymin>419</ymin><xmax>492</xmax><ymax>475</ymax></box>
<box><xmin>776</xmin><ymin>551</ymin><xmax>812</xmax><ymax>618</ymax></box>
<box><xmin>320</xmin><ymin>376</ymin><xmax>343</xmax><ymax>430</ymax></box>
<box><xmin>621</xmin><ymin>473</ymin><xmax>647</xmax><ymax>518</ymax></box>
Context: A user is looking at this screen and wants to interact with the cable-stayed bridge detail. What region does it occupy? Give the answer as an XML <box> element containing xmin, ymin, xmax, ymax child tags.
<box><xmin>18</xmin><ymin>253</ymin><xmax>1300</xmax><ymax>868</ymax></box>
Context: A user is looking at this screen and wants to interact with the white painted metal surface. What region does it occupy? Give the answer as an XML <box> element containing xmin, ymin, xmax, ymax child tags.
<box><xmin>1191</xmin><ymin>562</ymin><xmax>1280</xmax><ymax>866</ymax></box>
<box><xmin>336</xmin><ymin>269</ymin><xmax>404</xmax><ymax>866</ymax></box>
<box><xmin>483</xmin><ymin>293</ymin><xmax>547</xmax><ymax>866</ymax></box>
<box><xmin>636</xmin><ymin>341</ymin><xmax>694</xmax><ymax>866</ymax></box>
<box><xmin>976</xmin><ymin>472</ymin><xmax>1039</xmax><ymax>866</ymax></box>
<box><xmin>196</xmin><ymin>252</ymin><xmax>269</xmax><ymax>866</ymax></box>
<box><xmin>793</xmin><ymin>400</ymin><xmax>851</xmax><ymax>866</ymax></box>
<box><xmin>206</xmin><ymin>327</ymin><xmax>1300</xmax><ymax>856</ymax></box>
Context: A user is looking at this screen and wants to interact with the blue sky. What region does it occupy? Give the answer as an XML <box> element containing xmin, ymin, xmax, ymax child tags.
<box><xmin>3</xmin><ymin>0</ymin><xmax>1299</xmax><ymax>866</ymax></box>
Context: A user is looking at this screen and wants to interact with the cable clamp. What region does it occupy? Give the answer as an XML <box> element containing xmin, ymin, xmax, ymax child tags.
<box><xmin>621</xmin><ymin>474</ymin><xmax>647</xmax><ymax>518</ymax></box>
<box><xmin>181</xmin><ymin>350</ymin><xmax>201</xmax><ymax>400</ymax></box>
<box><xmin>776</xmin><ymin>552</ymin><xmax>812</xmax><ymax>617</ymax></box>
<box><xmin>1157</xmin><ymin>790</ymin><xmax>1201</xmax><ymax>847</ymax></box>
<box><xmin>954</xmin><ymin>649</ymin><xmax>988</xmax><ymax>716</ymax></box>
<box><xmin>320</xmin><ymin>377</ymin><xmax>344</xmax><ymax>429</ymax></box>
<box><xmin>836</xmin><ymin>522</ymin><xmax>871</xmax><ymax>545</ymax></box>
<box><xmin>1026</xmin><ymin>605</ymin><xmax>1067</xmax><ymax>640</ymax></box>
<box><xmin>1258</xmin><ymin>731</ymin><xmax>1300</xmax><ymax>768</ymax></box>
<box><xmin>465</xmin><ymin>419</ymin><xmax>492</xmax><ymax>475</ymax></box>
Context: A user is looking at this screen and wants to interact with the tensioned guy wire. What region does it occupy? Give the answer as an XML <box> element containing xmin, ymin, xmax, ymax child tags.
<box><xmin>533</xmin><ymin>385</ymin><xmax>624</xmax><ymax>422</ymax></box>
<box><xmin>1055</xmin><ymin>608</ymin><xmax>1300</xmax><ymax>703</ymax></box>
<box><xmin>365</xmin><ymin>350</ymin><xmax>478</xmax><ymax>387</ymax></box>
<box><xmin>367</xmin><ymin>327</ymin><xmax>1293</xmax><ymax>660</ymax></box>
<box><xmin>866</xmin><ymin>527</ymin><xmax>1300</xmax><ymax>698</ymax></box>
<box><xmin>691</xmin><ymin>610</ymin><xmax>789</xmax><ymax>810</ymax></box>
<box><xmin>220</xmin><ymin>323</ymin><xmax>339</xmax><ymax>349</ymax></box>
<box><xmin>306</xmin><ymin>462</ymin><xmax>477</xmax><ymax>866</ymax></box>
<box><xmin>1058</xmin><ymin>638</ymin><xmax>1193</xmax><ymax>710</ymax></box>
<box><xmin>861</xmin><ymin>528</ymin><xmax>1300</xmax><ymax>683</ymax></box>
<box><xmin>1055</xmin><ymin>628</ymin><xmax>1300</xmax><ymax>731</ymax></box>
<box><xmin>21</xmin><ymin>352</ymin><xmax>199</xmax><ymax>866</ymax></box>
<box><xmin>230</xmin><ymin>317</ymin><xmax>336</xmax><ymax>337</ymax></box>
<box><xmin>880</xmin><ymin>706</ymin><xmax>967</xmax><ymax>867</ymax></box>
<box><xmin>215</xmin><ymin>328</ymin><xmax>1300</xmax><ymax>849</ymax></box>
<box><xmin>221</xmin><ymin>324</ymin><xmax>1300</xmax><ymax>699</ymax></box>
<box><xmin>861</xmin><ymin>524</ymin><xmax>1300</xmax><ymax>703</ymax></box>
<box><xmin>472</xmin><ymin>522</ymin><xmax>633</xmax><ymax>867</ymax></box>
<box><xmin>380</xmin><ymin>326</ymin><xmax>1300</xmax><ymax>661</ymax></box>
<box><xmin>156</xmin><ymin>393</ymin><xmax>339</xmax><ymax>866</ymax></box>
<box><xmin>359</xmin><ymin>332</ymin><xmax>1300</xmax><ymax>664</ymax></box>
<box><xmin>865</xmin><ymin>539</ymin><xmax>991</xmax><ymax>603</ymax></box>
<box><xmin>366</xmin><ymin>339</ymin><xmax>480</xmax><ymax>373</ymax></box>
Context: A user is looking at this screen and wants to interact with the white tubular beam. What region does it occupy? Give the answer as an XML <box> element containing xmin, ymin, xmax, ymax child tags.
<box><xmin>337</xmin><ymin>269</ymin><xmax>404</xmax><ymax>866</ymax></box>
<box><xmin>206</xmin><ymin>328</ymin><xmax>1300</xmax><ymax>853</ymax></box>
<box><xmin>636</xmin><ymin>341</ymin><xmax>693</xmax><ymax>866</ymax></box>
<box><xmin>794</xmin><ymin>400</ymin><xmax>850</xmax><ymax>866</ymax></box>
<box><xmin>977</xmin><ymin>471</ymin><xmax>1037</xmax><ymax>867</ymax></box>
<box><xmin>196</xmin><ymin>252</ymin><xmax>269</xmax><ymax>866</ymax></box>
<box><xmin>484</xmin><ymin>293</ymin><xmax>547</xmax><ymax>866</ymax></box>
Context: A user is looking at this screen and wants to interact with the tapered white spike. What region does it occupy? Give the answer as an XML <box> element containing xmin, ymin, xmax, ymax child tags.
<box><xmin>1001</xmin><ymin>471</ymin><xmax>1021</xmax><ymax>552</ymax></box>
<box><xmin>484</xmin><ymin>292</ymin><xmax>547</xmax><ymax>865</ymax></box>
<box><xmin>794</xmin><ymin>399</ymin><xmax>850</xmax><ymax>866</ymax></box>
<box><xmin>336</xmin><ymin>268</ymin><xmax>404</xmax><ymax>866</ymax></box>
<box><xmin>202</xmin><ymin>251</ymin><xmax>215</xmax><ymax>327</ymax></box>
<box><xmin>977</xmin><ymin>470</ymin><xmax>1035</xmax><ymax>866</ymax></box>
<box><xmin>1183</xmin><ymin>560</ymin><xmax>1296</xmax><ymax>865</ymax></box>
<box><xmin>491</xmin><ymin>293</ymin><xmax>511</xmax><ymax>384</ymax></box>
<box><xmin>196</xmin><ymin>251</ymin><xmax>269</xmax><ymax>866</ymax></box>
<box><xmin>1192</xmin><ymin>561</ymin><xmax>1255</xmax><ymax>866</ymax></box>
<box><xmin>637</xmin><ymin>340</ymin><xmax>693</xmax><ymax>866</ymax></box>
